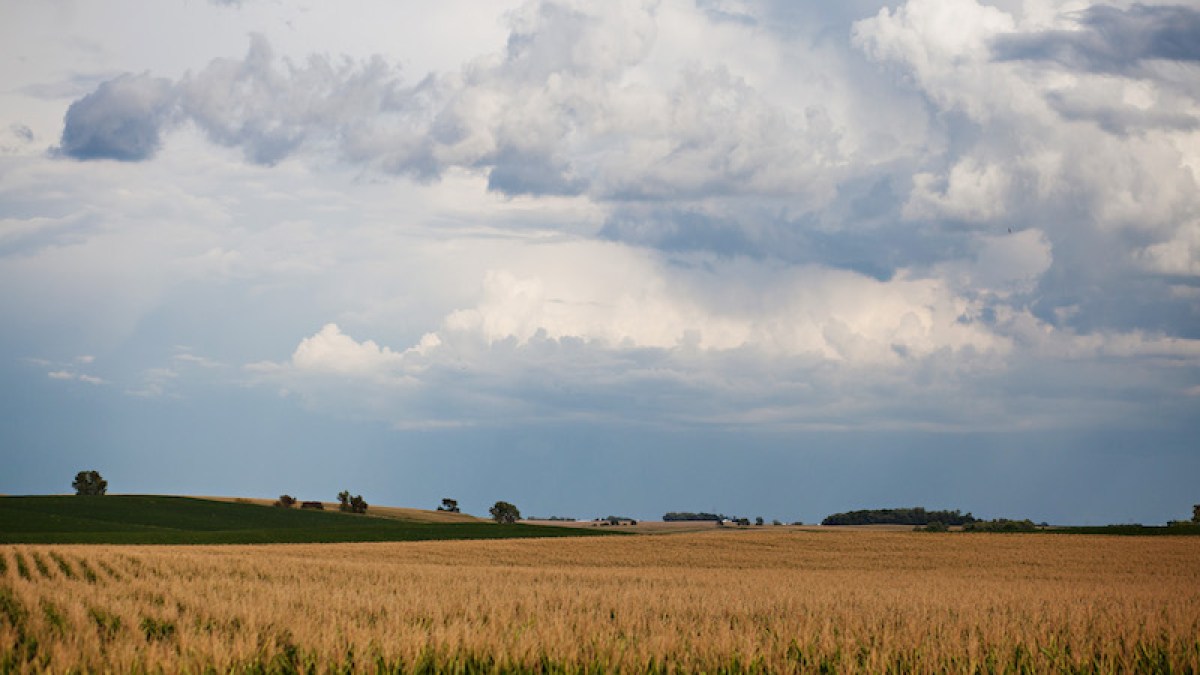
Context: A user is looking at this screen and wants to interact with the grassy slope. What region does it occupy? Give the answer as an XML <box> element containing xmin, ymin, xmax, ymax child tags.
<box><xmin>0</xmin><ymin>495</ymin><xmax>615</xmax><ymax>544</ymax></box>
<box><xmin>195</xmin><ymin>496</ymin><xmax>487</xmax><ymax>523</ymax></box>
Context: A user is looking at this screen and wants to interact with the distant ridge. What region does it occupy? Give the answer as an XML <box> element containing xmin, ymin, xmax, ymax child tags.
<box><xmin>0</xmin><ymin>495</ymin><xmax>614</xmax><ymax>544</ymax></box>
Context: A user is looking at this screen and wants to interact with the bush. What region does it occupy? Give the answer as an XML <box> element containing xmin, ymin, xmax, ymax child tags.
<box><xmin>919</xmin><ymin>521</ymin><xmax>949</xmax><ymax>532</ymax></box>
<box><xmin>274</xmin><ymin>495</ymin><xmax>296</xmax><ymax>508</ymax></box>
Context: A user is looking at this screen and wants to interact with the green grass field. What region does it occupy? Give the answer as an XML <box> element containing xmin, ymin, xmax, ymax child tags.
<box><xmin>0</xmin><ymin>495</ymin><xmax>615</xmax><ymax>544</ymax></box>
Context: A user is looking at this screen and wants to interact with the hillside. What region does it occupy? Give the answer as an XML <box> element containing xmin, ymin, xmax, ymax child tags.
<box><xmin>0</xmin><ymin>495</ymin><xmax>613</xmax><ymax>544</ymax></box>
<box><xmin>195</xmin><ymin>496</ymin><xmax>486</xmax><ymax>523</ymax></box>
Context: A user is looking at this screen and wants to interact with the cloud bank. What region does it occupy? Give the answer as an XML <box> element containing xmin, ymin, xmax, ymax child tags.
<box><xmin>38</xmin><ymin>0</ymin><xmax>1200</xmax><ymax>436</ymax></box>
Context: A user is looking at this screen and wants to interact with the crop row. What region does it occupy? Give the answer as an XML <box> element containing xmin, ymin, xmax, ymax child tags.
<box><xmin>2</xmin><ymin>531</ymin><xmax>1199</xmax><ymax>673</ymax></box>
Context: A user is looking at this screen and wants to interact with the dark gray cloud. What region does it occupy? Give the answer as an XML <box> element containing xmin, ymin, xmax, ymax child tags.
<box><xmin>1045</xmin><ymin>90</ymin><xmax>1199</xmax><ymax>135</ymax></box>
<box><xmin>992</xmin><ymin>4</ymin><xmax>1200</xmax><ymax>74</ymax></box>
<box><xmin>58</xmin><ymin>73</ymin><xmax>175</xmax><ymax>161</ymax></box>
<box><xmin>485</xmin><ymin>147</ymin><xmax>585</xmax><ymax>196</ymax></box>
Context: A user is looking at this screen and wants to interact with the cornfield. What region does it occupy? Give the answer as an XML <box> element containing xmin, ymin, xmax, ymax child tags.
<box><xmin>2</xmin><ymin>529</ymin><xmax>1198</xmax><ymax>672</ymax></box>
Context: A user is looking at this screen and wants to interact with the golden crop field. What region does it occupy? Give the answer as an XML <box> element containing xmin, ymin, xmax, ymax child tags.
<box><xmin>2</xmin><ymin>529</ymin><xmax>1199</xmax><ymax>673</ymax></box>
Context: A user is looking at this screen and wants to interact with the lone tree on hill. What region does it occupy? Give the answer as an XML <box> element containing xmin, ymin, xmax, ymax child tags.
<box><xmin>489</xmin><ymin>501</ymin><xmax>520</xmax><ymax>524</ymax></box>
<box><xmin>274</xmin><ymin>494</ymin><xmax>296</xmax><ymax>508</ymax></box>
<box><xmin>337</xmin><ymin>490</ymin><xmax>368</xmax><ymax>514</ymax></box>
<box><xmin>438</xmin><ymin>498</ymin><xmax>460</xmax><ymax>513</ymax></box>
<box><xmin>72</xmin><ymin>470</ymin><xmax>107</xmax><ymax>496</ymax></box>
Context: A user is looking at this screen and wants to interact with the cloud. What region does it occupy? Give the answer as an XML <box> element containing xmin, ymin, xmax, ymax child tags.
<box><xmin>991</xmin><ymin>4</ymin><xmax>1200</xmax><ymax>75</ymax></box>
<box><xmin>10</xmin><ymin>125</ymin><xmax>34</xmax><ymax>143</ymax></box>
<box><xmin>231</xmin><ymin>239</ymin><xmax>1054</xmax><ymax>430</ymax></box>
<box><xmin>53</xmin><ymin>2</ymin><xmax>872</xmax><ymax>206</ymax></box>
<box><xmin>852</xmin><ymin>0</ymin><xmax>1200</xmax><ymax>338</ymax></box>
<box><xmin>1136</xmin><ymin>220</ymin><xmax>1200</xmax><ymax>277</ymax></box>
<box><xmin>251</xmin><ymin>301</ymin><xmax>1199</xmax><ymax>434</ymax></box>
<box><xmin>171</xmin><ymin>352</ymin><xmax>223</xmax><ymax>369</ymax></box>
<box><xmin>29</xmin><ymin>0</ymin><xmax>1200</xmax><ymax>439</ymax></box>
<box><xmin>290</xmin><ymin>323</ymin><xmax>407</xmax><ymax>376</ymax></box>
<box><xmin>440</xmin><ymin>252</ymin><xmax>1011</xmax><ymax>363</ymax></box>
<box><xmin>126</xmin><ymin>367</ymin><xmax>178</xmax><ymax>398</ymax></box>
<box><xmin>46</xmin><ymin>369</ymin><xmax>104</xmax><ymax>385</ymax></box>
<box><xmin>58</xmin><ymin>73</ymin><xmax>176</xmax><ymax>161</ymax></box>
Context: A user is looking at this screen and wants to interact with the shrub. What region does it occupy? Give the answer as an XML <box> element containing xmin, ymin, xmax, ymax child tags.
<box><xmin>275</xmin><ymin>495</ymin><xmax>296</xmax><ymax>508</ymax></box>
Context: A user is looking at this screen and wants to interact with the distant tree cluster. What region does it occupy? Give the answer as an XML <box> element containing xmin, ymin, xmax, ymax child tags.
<box><xmin>437</xmin><ymin>498</ymin><xmax>460</xmax><ymax>513</ymax></box>
<box><xmin>593</xmin><ymin>516</ymin><xmax>637</xmax><ymax>526</ymax></box>
<box><xmin>822</xmin><ymin>507</ymin><xmax>976</xmax><ymax>527</ymax></box>
<box><xmin>962</xmin><ymin>519</ymin><xmax>1038</xmax><ymax>532</ymax></box>
<box><xmin>338</xmin><ymin>490</ymin><xmax>368</xmax><ymax>514</ymax></box>
<box><xmin>72</xmin><ymin>470</ymin><xmax>107</xmax><ymax>496</ymax></box>
<box><xmin>663</xmin><ymin>512</ymin><xmax>725</xmax><ymax>522</ymax></box>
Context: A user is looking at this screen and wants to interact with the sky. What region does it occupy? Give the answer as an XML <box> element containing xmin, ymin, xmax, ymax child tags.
<box><xmin>1</xmin><ymin>0</ymin><xmax>1198</xmax><ymax>525</ymax></box>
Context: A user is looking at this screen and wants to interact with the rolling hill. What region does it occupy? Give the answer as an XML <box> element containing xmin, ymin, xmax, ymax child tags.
<box><xmin>0</xmin><ymin>495</ymin><xmax>615</xmax><ymax>544</ymax></box>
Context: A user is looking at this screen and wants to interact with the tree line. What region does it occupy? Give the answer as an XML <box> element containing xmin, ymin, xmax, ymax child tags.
<box><xmin>821</xmin><ymin>507</ymin><xmax>977</xmax><ymax>526</ymax></box>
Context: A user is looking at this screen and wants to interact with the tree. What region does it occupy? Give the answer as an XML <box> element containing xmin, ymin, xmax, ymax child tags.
<box><xmin>1193</xmin><ymin>504</ymin><xmax>1199</xmax><ymax>523</ymax></box>
<box><xmin>755</xmin><ymin>516</ymin><xmax>764</xmax><ymax>526</ymax></box>
<box><xmin>337</xmin><ymin>491</ymin><xmax>368</xmax><ymax>514</ymax></box>
<box><xmin>274</xmin><ymin>494</ymin><xmax>296</xmax><ymax>508</ymax></box>
<box><xmin>72</xmin><ymin>470</ymin><xmax>107</xmax><ymax>496</ymax></box>
<box><xmin>438</xmin><ymin>498</ymin><xmax>460</xmax><ymax>513</ymax></box>
<box><xmin>489</xmin><ymin>501</ymin><xmax>520</xmax><ymax>524</ymax></box>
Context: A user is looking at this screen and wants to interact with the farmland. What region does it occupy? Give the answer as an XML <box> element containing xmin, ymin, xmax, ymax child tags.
<box><xmin>3</xmin><ymin>530</ymin><xmax>1199</xmax><ymax>673</ymax></box>
<box><xmin>0</xmin><ymin>496</ymin><xmax>605</xmax><ymax>545</ymax></box>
